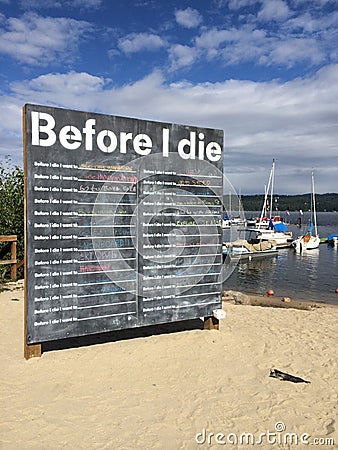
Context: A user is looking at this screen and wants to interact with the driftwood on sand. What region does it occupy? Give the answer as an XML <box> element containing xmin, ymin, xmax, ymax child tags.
<box><xmin>222</xmin><ymin>290</ymin><xmax>321</xmax><ymax>310</ymax></box>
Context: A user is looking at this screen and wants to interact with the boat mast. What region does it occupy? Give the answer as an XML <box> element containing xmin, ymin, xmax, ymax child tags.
<box><xmin>270</xmin><ymin>159</ymin><xmax>275</xmax><ymax>219</ymax></box>
<box><xmin>312</xmin><ymin>171</ymin><xmax>318</xmax><ymax>237</ymax></box>
<box><xmin>258</xmin><ymin>160</ymin><xmax>274</xmax><ymax>229</ymax></box>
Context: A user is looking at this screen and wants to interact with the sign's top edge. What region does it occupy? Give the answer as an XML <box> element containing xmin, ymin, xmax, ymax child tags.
<box><xmin>23</xmin><ymin>103</ymin><xmax>224</xmax><ymax>135</ymax></box>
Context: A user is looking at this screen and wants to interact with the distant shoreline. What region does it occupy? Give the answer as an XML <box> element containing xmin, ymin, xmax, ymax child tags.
<box><xmin>226</xmin><ymin>193</ymin><xmax>338</xmax><ymax>212</ymax></box>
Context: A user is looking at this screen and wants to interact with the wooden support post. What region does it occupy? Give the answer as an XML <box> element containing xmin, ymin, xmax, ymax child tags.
<box><xmin>10</xmin><ymin>240</ymin><xmax>17</xmax><ymax>281</ymax></box>
<box><xmin>0</xmin><ymin>235</ymin><xmax>18</xmax><ymax>281</ymax></box>
<box><xmin>204</xmin><ymin>316</ymin><xmax>219</xmax><ymax>330</ymax></box>
<box><xmin>24</xmin><ymin>343</ymin><xmax>42</xmax><ymax>360</ymax></box>
<box><xmin>24</xmin><ymin>294</ymin><xmax>42</xmax><ymax>359</ymax></box>
<box><xmin>24</xmin><ymin>277</ymin><xmax>42</xmax><ymax>359</ymax></box>
<box><xmin>23</xmin><ymin>109</ymin><xmax>41</xmax><ymax>360</ymax></box>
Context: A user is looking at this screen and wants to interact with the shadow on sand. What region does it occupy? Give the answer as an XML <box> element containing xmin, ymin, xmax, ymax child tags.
<box><xmin>42</xmin><ymin>318</ymin><xmax>204</xmax><ymax>353</ymax></box>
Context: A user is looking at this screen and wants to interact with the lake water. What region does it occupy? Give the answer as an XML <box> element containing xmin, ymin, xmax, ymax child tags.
<box><xmin>222</xmin><ymin>211</ymin><xmax>338</xmax><ymax>305</ymax></box>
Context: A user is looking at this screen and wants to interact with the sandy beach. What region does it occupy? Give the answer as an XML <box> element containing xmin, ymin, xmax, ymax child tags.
<box><xmin>0</xmin><ymin>281</ymin><xmax>337</xmax><ymax>449</ymax></box>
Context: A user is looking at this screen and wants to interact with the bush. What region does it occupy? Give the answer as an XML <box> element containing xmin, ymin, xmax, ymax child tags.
<box><xmin>0</xmin><ymin>157</ymin><xmax>24</xmax><ymax>280</ymax></box>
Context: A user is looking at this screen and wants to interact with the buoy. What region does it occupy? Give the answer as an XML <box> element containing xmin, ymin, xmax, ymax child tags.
<box><xmin>335</xmin><ymin>288</ymin><xmax>338</xmax><ymax>294</ymax></box>
<box><xmin>267</xmin><ymin>289</ymin><xmax>275</xmax><ymax>296</ymax></box>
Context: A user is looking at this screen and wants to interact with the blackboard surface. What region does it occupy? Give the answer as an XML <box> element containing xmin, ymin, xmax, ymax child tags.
<box><xmin>24</xmin><ymin>104</ymin><xmax>224</xmax><ymax>344</ymax></box>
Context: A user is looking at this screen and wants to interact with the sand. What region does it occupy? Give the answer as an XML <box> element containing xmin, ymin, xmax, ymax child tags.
<box><xmin>0</xmin><ymin>281</ymin><xmax>337</xmax><ymax>449</ymax></box>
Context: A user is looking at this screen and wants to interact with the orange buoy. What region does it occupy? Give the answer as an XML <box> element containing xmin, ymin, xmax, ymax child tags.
<box><xmin>335</xmin><ymin>288</ymin><xmax>338</xmax><ymax>294</ymax></box>
<box><xmin>267</xmin><ymin>289</ymin><xmax>275</xmax><ymax>296</ymax></box>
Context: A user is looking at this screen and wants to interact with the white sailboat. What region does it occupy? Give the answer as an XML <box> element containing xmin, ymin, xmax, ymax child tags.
<box><xmin>292</xmin><ymin>172</ymin><xmax>320</xmax><ymax>252</ymax></box>
<box><xmin>230</xmin><ymin>189</ymin><xmax>246</xmax><ymax>226</ymax></box>
<box><xmin>251</xmin><ymin>160</ymin><xmax>293</xmax><ymax>247</ymax></box>
<box><xmin>222</xmin><ymin>190</ymin><xmax>246</xmax><ymax>228</ymax></box>
<box><xmin>222</xmin><ymin>191</ymin><xmax>231</xmax><ymax>228</ymax></box>
<box><xmin>255</xmin><ymin>223</ymin><xmax>293</xmax><ymax>248</ymax></box>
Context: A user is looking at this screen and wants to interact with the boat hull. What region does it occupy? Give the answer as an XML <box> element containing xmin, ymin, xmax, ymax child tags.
<box><xmin>327</xmin><ymin>234</ymin><xmax>338</xmax><ymax>246</ymax></box>
<box><xmin>254</xmin><ymin>230</ymin><xmax>293</xmax><ymax>248</ymax></box>
<box><xmin>292</xmin><ymin>236</ymin><xmax>320</xmax><ymax>252</ymax></box>
<box><xmin>226</xmin><ymin>248</ymin><xmax>278</xmax><ymax>261</ymax></box>
<box><xmin>222</xmin><ymin>243</ymin><xmax>278</xmax><ymax>261</ymax></box>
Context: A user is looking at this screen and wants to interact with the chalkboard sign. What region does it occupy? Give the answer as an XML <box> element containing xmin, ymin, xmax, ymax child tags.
<box><xmin>24</xmin><ymin>104</ymin><xmax>224</xmax><ymax>344</ymax></box>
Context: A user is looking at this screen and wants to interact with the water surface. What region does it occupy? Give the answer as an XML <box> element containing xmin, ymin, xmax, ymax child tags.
<box><xmin>222</xmin><ymin>212</ymin><xmax>338</xmax><ymax>304</ymax></box>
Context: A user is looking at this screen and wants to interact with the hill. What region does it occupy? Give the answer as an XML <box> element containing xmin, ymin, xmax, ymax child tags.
<box><xmin>227</xmin><ymin>193</ymin><xmax>338</xmax><ymax>212</ymax></box>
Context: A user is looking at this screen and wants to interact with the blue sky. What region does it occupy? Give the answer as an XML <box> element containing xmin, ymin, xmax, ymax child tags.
<box><xmin>0</xmin><ymin>0</ymin><xmax>337</xmax><ymax>194</ymax></box>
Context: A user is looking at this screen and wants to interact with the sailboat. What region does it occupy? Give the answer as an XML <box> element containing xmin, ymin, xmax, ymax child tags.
<box><xmin>251</xmin><ymin>160</ymin><xmax>293</xmax><ymax>247</ymax></box>
<box><xmin>222</xmin><ymin>191</ymin><xmax>231</xmax><ymax>228</ymax></box>
<box><xmin>229</xmin><ymin>189</ymin><xmax>246</xmax><ymax>226</ymax></box>
<box><xmin>292</xmin><ymin>172</ymin><xmax>320</xmax><ymax>252</ymax></box>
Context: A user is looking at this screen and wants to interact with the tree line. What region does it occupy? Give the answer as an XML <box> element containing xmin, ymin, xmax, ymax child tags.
<box><xmin>239</xmin><ymin>193</ymin><xmax>338</xmax><ymax>212</ymax></box>
<box><xmin>0</xmin><ymin>158</ymin><xmax>24</xmax><ymax>280</ymax></box>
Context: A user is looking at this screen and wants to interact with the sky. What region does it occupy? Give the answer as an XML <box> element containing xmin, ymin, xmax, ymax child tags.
<box><xmin>0</xmin><ymin>0</ymin><xmax>337</xmax><ymax>195</ymax></box>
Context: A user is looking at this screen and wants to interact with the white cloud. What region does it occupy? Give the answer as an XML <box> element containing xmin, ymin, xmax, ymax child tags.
<box><xmin>195</xmin><ymin>28</ymin><xmax>231</xmax><ymax>50</ymax></box>
<box><xmin>3</xmin><ymin>65</ymin><xmax>338</xmax><ymax>193</ymax></box>
<box><xmin>11</xmin><ymin>71</ymin><xmax>106</xmax><ymax>96</ymax></box>
<box><xmin>175</xmin><ymin>8</ymin><xmax>202</xmax><ymax>29</ymax></box>
<box><xmin>290</xmin><ymin>0</ymin><xmax>335</xmax><ymax>6</ymax></box>
<box><xmin>265</xmin><ymin>37</ymin><xmax>324</xmax><ymax>67</ymax></box>
<box><xmin>10</xmin><ymin>71</ymin><xmax>108</xmax><ymax>113</ymax></box>
<box><xmin>285</xmin><ymin>10</ymin><xmax>338</xmax><ymax>34</ymax></box>
<box><xmin>118</xmin><ymin>33</ymin><xmax>165</xmax><ymax>54</ymax></box>
<box><xmin>258</xmin><ymin>0</ymin><xmax>291</xmax><ymax>22</ymax></box>
<box><xmin>192</xmin><ymin>25</ymin><xmax>267</xmax><ymax>66</ymax></box>
<box><xmin>19</xmin><ymin>0</ymin><xmax>102</xmax><ymax>9</ymax></box>
<box><xmin>168</xmin><ymin>44</ymin><xmax>199</xmax><ymax>70</ymax></box>
<box><xmin>0</xmin><ymin>13</ymin><xmax>92</xmax><ymax>65</ymax></box>
<box><xmin>170</xmin><ymin>1</ymin><xmax>338</xmax><ymax>72</ymax></box>
<box><xmin>71</xmin><ymin>0</ymin><xmax>102</xmax><ymax>6</ymax></box>
<box><xmin>0</xmin><ymin>98</ymin><xmax>24</xmax><ymax>162</ymax></box>
<box><xmin>227</xmin><ymin>0</ymin><xmax>259</xmax><ymax>9</ymax></box>
<box><xmin>171</xmin><ymin>10</ymin><xmax>335</xmax><ymax>71</ymax></box>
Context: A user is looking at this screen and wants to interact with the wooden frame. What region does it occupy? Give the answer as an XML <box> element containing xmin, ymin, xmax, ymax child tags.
<box><xmin>23</xmin><ymin>108</ymin><xmax>42</xmax><ymax>359</ymax></box>
<box><xmin>0</xmin><ymin>235</ymin><xmax>18</xmax><ymax>281</ymax></box>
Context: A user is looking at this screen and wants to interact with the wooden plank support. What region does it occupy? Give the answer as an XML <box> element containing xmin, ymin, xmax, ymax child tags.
<box><xmin>24</xmin><ymin>343</ymin><xmax>42</xmax><ymax>360</ymax></box>
<box><xmin>0</xmin><ymin>260</ymin><xmax>17</xmax><ymax>265</ymax></box>
<box><xmin>0</xmin><ymin>235</ymin><xmax>17</xmax><ymax>281</ymax></box>
<box><xmin>24</xmin><ymin>280</ymin><xmax>42</xmax><ymax>359</ymax></box>
<box><xmin>10</xmin><ymin>240</ymin><xmax>17</xmax><ymax>281</ymax></box>
<box><xmin>16</xmin><ymin>260</ymin><xmax>24</xmax><ymax>270</ymax></box>
<box><xmin>204</xmin><ymin>316</ymin><xmax>219</xmax><ymax>330</ymax></box>
<box><xmin>22</xmin><ymin>109</ymin><xmax>41</xmax><ymax>359</ymax></box>
<box><xmin>0</xmin><ymin>235</ymin><xmax>17</xmax><ymax>242</ymax></box>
